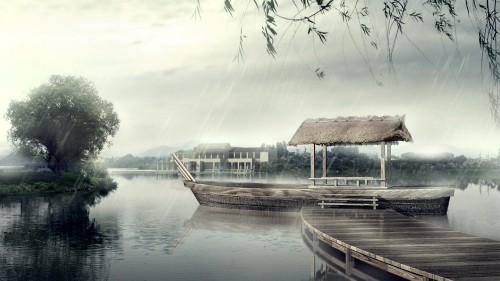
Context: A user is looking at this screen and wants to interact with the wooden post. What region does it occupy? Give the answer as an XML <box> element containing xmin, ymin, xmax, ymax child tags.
<box><xmin>310</xmin><ymin>253</ymin><xmax>316</xmax><ymax>280</ymax></box>
<box><xmin>345</xmin><ymin>247</ymin><xmax>353</xmax><ymax>276</ymax></box>
<box><xmin>322</xmin><ymin>144</ymin><xmax>327</xmax><ymax>177</ymax></box>
<box><xmin>312</xmin><ymin>231</ymin><xmax>319</xmax><ymax>251</ymax></box>
<box><xmin>380</xmin><ymin>142</ymin><xmax>386</xmax><ymax>187</ymax></box>
<box><xmin>322</xmin><ymin>144</ymin><xmax>327</xmax><ymax>185</ymax></box>
<box><xmin>387</xmin><ymin>143</ymin><xmax>392</xmax><ymax>187</ymax></box>
<box><xmin>310</xmin><ymin>144</ymin><xmax>315</xmax><ymax>186</ymax></box>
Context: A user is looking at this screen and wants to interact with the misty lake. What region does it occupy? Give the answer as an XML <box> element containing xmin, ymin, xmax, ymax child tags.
<box><xmin>1</xmin><ymin>173</ymin><xmax>499</xmax><ymax>281</ymax></box>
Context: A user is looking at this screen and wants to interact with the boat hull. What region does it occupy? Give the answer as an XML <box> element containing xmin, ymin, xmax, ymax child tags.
<box><xmin>184</xmin><ymin>181</ymin><xmax>454</xmax><ymax>215</ymax></box>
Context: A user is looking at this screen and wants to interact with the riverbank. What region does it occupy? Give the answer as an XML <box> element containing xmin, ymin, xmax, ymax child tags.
<box><xmin>0</xmin><ymin>168</ymin><xmax>117</xmax><ymax>196</ymax></box>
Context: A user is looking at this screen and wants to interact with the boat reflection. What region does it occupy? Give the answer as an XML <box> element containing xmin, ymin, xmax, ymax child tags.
<box><xmin>184</xmin><ymin>205</ymin><xmax>301</xmax><ymax>234</ymax></box>
<box><xmin>175</xmin><ymin>204</ymin><xmax>301</xmax><ymax>249</ymax></box>
<box><xmin>183</xmin><ymin>206</ymin><xmax>365</xmax><ymax>281</ymax></box>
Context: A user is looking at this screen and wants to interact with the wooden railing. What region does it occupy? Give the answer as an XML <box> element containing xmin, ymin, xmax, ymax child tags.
<box><xmin>318</xmin><ymin>194</ymin><xmax>379</xmax><ymax>210</ymax></box>
<box><xmin>309</xmin><ymin>177</ymin><xmax>385</xmax><ymax>187</ymax></box>
<box><xmin>171</xmin><ymin>153</ymin><xmax>196</xmax><ymax>182</ymax></box>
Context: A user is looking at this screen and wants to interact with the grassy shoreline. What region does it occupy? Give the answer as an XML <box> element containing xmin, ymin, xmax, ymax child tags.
<box><xmin>0</xmin><ymin>169</ymin><xmax>117</xmax><ymax>196</ymax></box>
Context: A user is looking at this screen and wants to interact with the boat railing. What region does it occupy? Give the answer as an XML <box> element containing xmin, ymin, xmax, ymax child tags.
<box><xmin>309</xmin><ymin>176</ymin><xmax>386</xmax><ymax>188</ymax></box>
<box><xmin>172</xmin><ymin>153</ymin><xmax>196</xmax><ymax>182</ymax></box>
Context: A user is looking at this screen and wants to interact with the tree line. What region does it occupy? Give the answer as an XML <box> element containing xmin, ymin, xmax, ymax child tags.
<box><xmin>99</xmin><ymin>142</ymin><xmax>500</xmax><ymax>179</ymax></box>
<box><xmin>256</xmin><ymin>143</ymin><xmax>500</xmax><ymax>179</ymax></box>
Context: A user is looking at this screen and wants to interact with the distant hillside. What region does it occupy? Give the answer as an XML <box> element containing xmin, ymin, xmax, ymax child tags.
<box><xmin>139</xmin><ymin>141</ymin><xmax>198</xmax><ymax>157</ymax></box>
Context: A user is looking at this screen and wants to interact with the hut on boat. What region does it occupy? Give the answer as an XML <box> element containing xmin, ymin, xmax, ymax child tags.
<box><xmin>288</xmin><ymin>115</ymin><xmax>413</xmax><ymax>187</ymax></box>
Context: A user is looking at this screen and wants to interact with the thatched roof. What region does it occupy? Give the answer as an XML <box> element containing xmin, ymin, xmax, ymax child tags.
<box><xmin>288</xmin><ymin>115</ymin><xmax>413</xmax><ymax>145</ymax></box>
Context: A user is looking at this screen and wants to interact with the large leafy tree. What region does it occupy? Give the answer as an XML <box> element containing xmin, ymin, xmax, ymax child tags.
<box><xmin>5</xmin><ymin>75</ymin><xmax>120</xmax><ymax>173</ymax></box>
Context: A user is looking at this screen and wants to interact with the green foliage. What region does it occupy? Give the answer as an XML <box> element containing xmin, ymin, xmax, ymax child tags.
<box><xmin>276</xmin><ymin>141</ymin><xmax>289</xmax><ymax>158</ymax></box>
<box><xmin>5</xmin><ymin>75</ymin><xmax>120</xmax><ymax>173</ymax></box>
<box><xmin>256</xmin><ymin>141</ymin><xmax>500</xmax><ymax>183</ymax></box>
<box><xmin>214</xmin><ymin>1</ymin><xmax>500</xmax><ymax>123</ymax></box>
<box><xmin>0</xmin><ymin>166</ymin><xmax>117</xmax><ymax>196</ymax></box>
<box><xmin>224</xmin><ymin>0</ymin><xmax>235</xmax><ymax>16</ymax></box>
<box><xmin>315</xmin><ymin>67</ymin><xmax>325</xmax><ymax>79</ymax></box>
<box><xmin>218</xmin><ymin>1</ymin><xmax>459</xmax><ymax>74</ymax></box>
<box><xmin>188</xmin><ymin>1</ymin><xmax>499</xmax><ymax>126</ymax></box>
<box><xmin>307</xmin><ymin>26</ymin><xmax>328</xmax><ymax>43</ymax></box>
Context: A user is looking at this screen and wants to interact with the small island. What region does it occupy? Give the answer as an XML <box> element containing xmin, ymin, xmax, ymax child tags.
<box><xmin>1</xmin><ymin>75</ymin><xmax>119</xmax><ymax>196</ymax></box>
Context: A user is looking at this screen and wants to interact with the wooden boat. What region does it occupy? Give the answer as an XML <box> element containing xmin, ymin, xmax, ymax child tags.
<box><xmin>183</xmin><ymin>180</ymin><xmax>454</xmax><ymax>216</ymax></box>
<box><xmin>176</xmin><ymin>116</ymin><xmax>455</xmax><ymax>216</ymax></box>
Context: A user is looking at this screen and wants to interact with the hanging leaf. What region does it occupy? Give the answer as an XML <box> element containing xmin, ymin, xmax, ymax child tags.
<box><xmin>224</xmin><ymin>0</ymin><xmax>235</xmax><ymax>16</ymax></box>
<box><xmin>361</xmin><ymin>24</ymin><xmax>371</xmax><ymax>36</ymax></box>
<box><xmin>315</xmin><ymin>68</ymin><xmax>325</xmax><ymax>79</ymax></box>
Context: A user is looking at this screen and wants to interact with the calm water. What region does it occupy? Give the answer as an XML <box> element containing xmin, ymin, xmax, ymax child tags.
<box><xmin>0</xmin><ymin>174</ymin><xmax>499</xmax><ymax>281</ymax></box>
<box><xmin>419</xmin><ymin>179</ymin><xmax>500</xmax><ymax>241</ymax></box>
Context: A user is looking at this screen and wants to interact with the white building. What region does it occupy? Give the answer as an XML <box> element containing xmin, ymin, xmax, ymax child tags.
<box><xmin>175</xmin><ymin>143</ymin><xmax>276</xmax><ymax>173</ymax></box>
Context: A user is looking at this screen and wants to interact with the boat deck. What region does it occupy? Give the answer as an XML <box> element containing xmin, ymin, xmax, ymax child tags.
<box><xmin>301</xmin><ymin>207</ymin><xmax>500</xmax><ymax>281</ymax></box>
<box><xmin>186</xmin><ymin>181</ymin><xmax>454</xmax><ymax>215</ymax></box>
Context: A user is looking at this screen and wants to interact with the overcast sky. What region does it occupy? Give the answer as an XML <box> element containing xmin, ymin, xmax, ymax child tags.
<box><xmin>1</xmin><ymin>1</ymin><xmax>499</xmax><ymax>158</ymax></box>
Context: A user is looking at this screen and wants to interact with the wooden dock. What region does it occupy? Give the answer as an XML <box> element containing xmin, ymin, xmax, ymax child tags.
<box><xmin>301</xmin><ymin>207</ymin><xmax>500</xmax><ymax>281</ymax></box>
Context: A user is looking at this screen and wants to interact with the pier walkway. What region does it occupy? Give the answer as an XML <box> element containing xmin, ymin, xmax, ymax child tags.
<box><xmin>301</xmin><ymin>207</ymin><xmax>500</xmax><ymax>281</ymax></box>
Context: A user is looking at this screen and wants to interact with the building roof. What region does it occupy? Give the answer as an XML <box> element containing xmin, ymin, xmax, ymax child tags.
<box><xmin>194</xmin><ymin>143</ymin><xmax>231</xmax><ymax>152</ymax></box>
<box><xmin>230</xmin><ymin>147</ymin><xmax>264</xmax><ymax>153</ymax></box>
<box><xmin>175</xmin><ymin>149</ymin><xmax>193</xmax><ymax>154</ymax></box>
<box><xmin>288</xmin><ymin>115</ymin><xmax>413</xmax><ymax>145</ymax></box>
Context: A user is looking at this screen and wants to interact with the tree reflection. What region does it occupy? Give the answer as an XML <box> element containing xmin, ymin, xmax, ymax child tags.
<box><xmin>0</xmin><ymin>189</ymin><xmax>118</xmax><ymax>281</ymax></box>
<box><xmin>455</xmin><ymin>178</ymin><xmax>500</xmax><ymax>190</ymax></box>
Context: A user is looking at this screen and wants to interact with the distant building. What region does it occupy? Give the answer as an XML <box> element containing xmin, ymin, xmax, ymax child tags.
<box><xmin>174</xmin><ymin>143</ymin><xmax>277</xmax><ymax>173</ymax></box>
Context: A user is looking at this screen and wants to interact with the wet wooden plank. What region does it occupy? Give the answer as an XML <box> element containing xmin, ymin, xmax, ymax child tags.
<box><xmin>421</xmin><ymin>264</ymin><xmax>500</xmax><ymax>278</ymax></box>
<box><xmin>453</xmin><ymin>277</ymin><xmax>500</xmax><ymax>281</ymax></box>
<box><xmin>301</xmin><ymin>207</ymin><xmax>500</xmax><ymax>280</ymax></box>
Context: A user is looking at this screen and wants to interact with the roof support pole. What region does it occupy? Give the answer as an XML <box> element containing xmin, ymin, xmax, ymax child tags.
<box><xmin>310</xmin><ymin>144</ymin><xmax>315</xmax><ymax>186</ymax></box>
<box><xmin>380</xmin><ymin>142</ymin><xmax>386</xmax><ymax>187</ymax></box>
<box><xmin>322</xmin><ymin>144</ymin><xmax>327</xmax><ymax>185</ymax></box>
<box><xmin>322</xmin><ymin>144</ymin><xmax>327</xmax><ymax>177</ymax></box>
<box><xmin>387</xmin><ymin>143</ymin><xmax>392</xmax><ymax>187</ymax></box>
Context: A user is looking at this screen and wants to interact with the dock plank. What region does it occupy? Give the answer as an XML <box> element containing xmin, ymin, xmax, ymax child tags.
<box><xmin>301</xmin><ymin>207</ymin><xmax>500</xmax><ymax>280</ymax></box>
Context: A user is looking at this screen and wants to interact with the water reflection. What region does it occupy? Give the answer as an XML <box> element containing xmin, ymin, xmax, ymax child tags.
<box><xmin>450</xmin><ymin>181</ymin><xmax>500</xmax><ymax>240</ymax></box>
<box><xmin>303</xmin><ymin>235</ymin><xmax>407</xmax><ymax>281</ymax></box>
<box><xmin>455</xmin><ymin>178</ymin><xmax>500</xmax><ymax>190</ymax></box>
<box><xmin>417</xmin><ymin>180</ymin><xmax>500</xmax><ymax>241</ymax></box>
<box><xmin>176</xmin><ymin>205</ymin><xmax>311</xmax><ymax>281</ymax></box>
<box><xmin>92</xmin><ymin>175</ymin><xmax>311</xmax><ymax>281</ymax></box>
<box><xmin>2</xmin><ymin>172</ymin><xmax>499</xmax><ymax>281</ymax></box>
<box><xmin>185</xmin><ymin>205</ymin><xmax>301</xmax><ymax>234</ymax></box>
<box><xmin>0</xmin><ymin>190</ymin><xmax>119</xmax><ymax>281</ymax></box>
